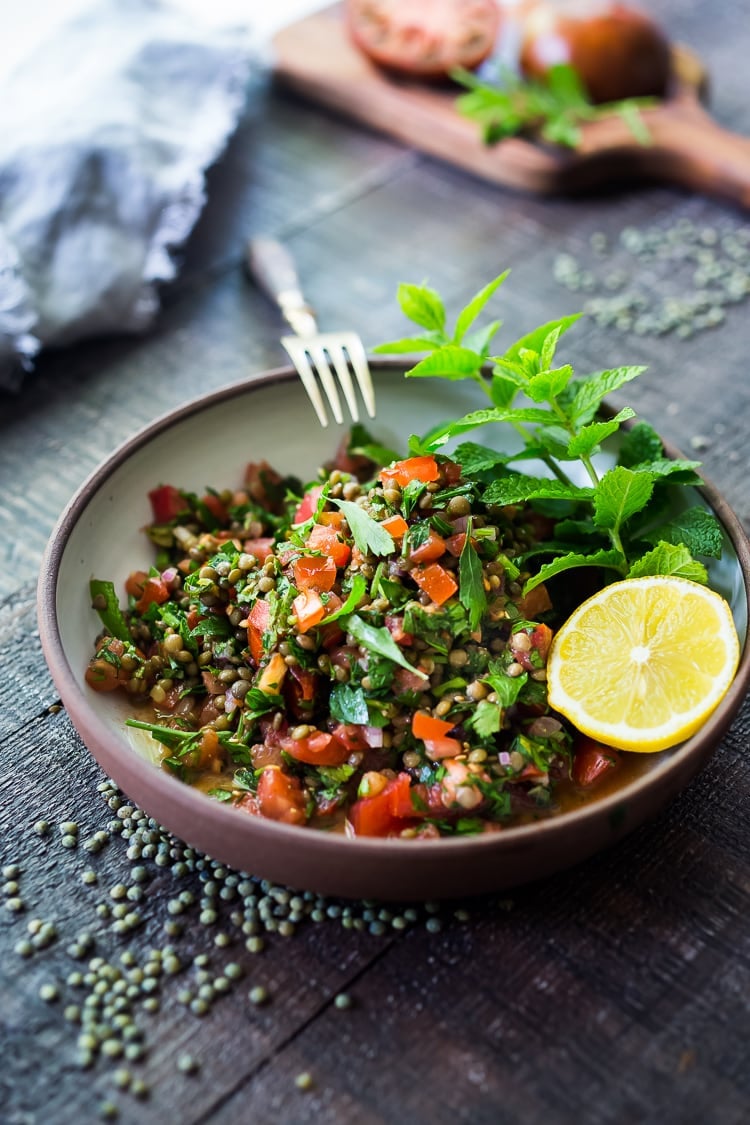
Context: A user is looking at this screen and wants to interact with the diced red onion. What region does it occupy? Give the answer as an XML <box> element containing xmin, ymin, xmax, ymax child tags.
<box><xmin>363</xmin><ymin>725</ymin><xmax>384</xmax><ymax>749</ymax></box>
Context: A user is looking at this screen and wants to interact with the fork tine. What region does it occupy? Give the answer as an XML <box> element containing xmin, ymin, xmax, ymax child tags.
<box><xmin>326</xmin><ymin>343</ymin><xmax>360</xmax><ymax>423</ymax></box>
<box><xmin>308</xmin><ymin>343</ymin><xmax>344</xmax><ymax>426</ymax></box>
<box><xmin>344</xmin><ymin>335</ymin><xmax>376</xmax><ymax>419</ymax></box>
<box><xmin>281</xmin><ymin>339</ymin><xmax>329</xmax><ymax>428</ymax></box>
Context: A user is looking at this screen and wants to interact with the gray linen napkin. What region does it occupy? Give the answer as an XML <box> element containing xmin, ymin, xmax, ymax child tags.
<box><xmin>0</xmin><ymin>0</ymin><xmax>255</xmax><ymax>390</ymax></box>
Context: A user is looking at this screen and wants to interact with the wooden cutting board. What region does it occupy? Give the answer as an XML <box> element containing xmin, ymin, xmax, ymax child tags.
<box><xmin>273</xmin><ymin>3</ymin><xmax>750</xmax><ymax>208</ymax></box>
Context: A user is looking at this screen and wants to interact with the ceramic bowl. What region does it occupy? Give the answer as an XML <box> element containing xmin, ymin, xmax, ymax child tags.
<box><xmin>38</xmin><ymin>361</ymin><xmax>750</xmax><ymax>899</ymax></box>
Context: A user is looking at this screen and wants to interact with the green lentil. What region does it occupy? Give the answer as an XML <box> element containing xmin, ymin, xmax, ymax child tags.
<box><xmin>248</xmin><ymin>985</ymin><xmax>269</xmax><ymax>1006</ymax></box>
<box><xmin>39</xmin><ymin>983</ymin><xmax>59</xmax><ymax>1002</ymax></box>
<box><xmin>177</xmin><ymin>1053</ymin><xmax>199</xmax><ymax>1074</ymax></box>
<box><xmin>294</xmin><ymin>1072</ymin><xmax>314</xmax><ymax>1091</ymax></box>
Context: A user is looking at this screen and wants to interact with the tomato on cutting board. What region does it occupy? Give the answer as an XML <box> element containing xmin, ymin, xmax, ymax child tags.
<box><xmin>345</xmin><ymin>0</ymin><xmax>500</xmax><ymax>79</ymax></box>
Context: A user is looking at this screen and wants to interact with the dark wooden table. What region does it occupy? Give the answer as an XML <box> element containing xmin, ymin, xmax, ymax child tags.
<box><xmin>3</xmin><ymin>3</ymin><xmax>750</xmax><ymax>1122</ymax></box>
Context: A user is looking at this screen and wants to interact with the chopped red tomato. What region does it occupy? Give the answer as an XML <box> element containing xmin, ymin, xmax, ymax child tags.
<box><xmin>423</xmin><ymin>736</ymin><xmax>463</xmax><ymax>760</ymax></box>
<box><xmin>317</xmin><ymin>510</ymin><xmax>346</xmax><ymax>529</ymax></box>
<box><xmin>439</xmin><ymin>459</ymin><xmax>462</xmax><ymax>485</ymax></box>
<box><xmin>381</xmin><ymin>513</ymin><xmax>409</xmax><ymax>540</ymax></box>
<box><xmin>412</xmin><ymin>563</ymin><xmax>458</xmax><ymax>606</ymax></box>
<box><xmin>186</xmin><ymin>608</ymin><xmax>203</xmax><ymax>631</ymax></box>
<box><xmin>445</xmin><ymin>532</ymin><xmax>467</xmax><ymax>557</ymax></box>
<box><xmin>380</xmin><ymin>456</ymin><xmax>439</xmax><ymax>489</ymax></box>
<box><xmin>293</xmin><ymin>484</ymin><xmax>324</xmax><ymax>525</ymax></box>
<box><xmin>408</xmin><ymin>529</ymin><xmax>446</xmax><ymax>564</ymax></box>
<box><xmin>148</xmin><ymin>484</ymin><xmax>185</xmax><ymax>523</ymax></box>
<box><xmin>134</xmin><ymin>576</ymin><xmax>169</xmax><ymax>615</ymax></box>
<box><xmin>293</xmin><ymin>554</ymin><xmax>337</xmax><ymax>591</ymax></box>
<box><xmin>510</xmin><ymin>623</ymin><xmax>553</xmax><ymax>671</ymax></box>
<box><xmin>257</xmin><ymin>652</ymin><xmax>287</xmax><ymax>694</ymax></box>
<box><xmin>516</xmin><ymin>583</ymin><xmax>552</xmax><ymax>621</ymax></box>
<box><xmin>572</xmin><ymin>738</ymin><xmax>621</xmax><ymax>787</ymax></box>
<box><xmin>279</xmin><ymin>731</ymin><xmax>349</xmax><ymax>766</ymax></box>
<box><xmin>330</xmin><ymin>723</ymin><xmax>369</xmax><ymax>752</ymax></box>
<box><xmin>201</xmin><ymin>493</ymin><xmax>228</xmax><ymax>524</ymax></box>
<box><xmin>85</xmin><ymin>637</ymin><xmax>129</xmax><ymax>692</ymax></box>
<box><xmin>293</xmin><ymin>589</ymin><xmax>326</xmax><ymax>633</ymax></box>
<box><xmin>385</xmin><ymin>614</ymin><xmax>413</xmax><ymax>646</ymax></box>
<box><xmin>306</xmin><ymin>524</ymin><xmax>351</xmax><ymax>568</ymax></box>
<box><xmin>412</xmin><ymin>710</ymin><xmax>455</xmax><ymax>740</ymax></box>
<box><xmin>247</xmin><ymin>599</ymin><xmax>271</xmax><ymax>665</ymax></box>
<box><xmin>393</xmin><ymin>666</ymin><xmax>428</xmax><ymax>695</ymax></box>
<box><xmin>349</xmin><ymin>773</ymin><xmax>423</xmax><ymax>837</ymax></box>
<box><xmin>244</xmin><ymin>460</ymin><xmax>283</xmax><ymax>507</ymax></box>
<box><xmin>244</xmin><ymin>537</ymin><xmax>275</xmax><ymax>563</ymax></box>
<box><xmin>125</xmin><ymin>570</ymin><xmax>148</xmax><ymax>599</ymax></box>
<box><xmin>285</xmin><ymin>666</ymin><xmax>319</xmax><ymax>718</ymax></box>
<box><xmin>256</xmin><ymin>767</ymin><xmax>307</xmax><ymax>825</ymax></box>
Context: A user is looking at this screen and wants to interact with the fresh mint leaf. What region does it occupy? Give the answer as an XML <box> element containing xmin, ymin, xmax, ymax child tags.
<box><xmin>346</xmin><ymin>615</ymin><xmax>428</xmax><ymax>679</ymax></box>
<box><xmin>568</xmin><ymin>366</ymin><xmax>646</xmax><ymax>425</ymax></box>
<box><xmin>618</xmin><ymin>420</ymin><xmax>663</xmax><ymax>467</ymax></box>
<box><xmin>417</xmin><ymin>406</ymin><xmax>560</xmax><ymax>454</ymax></box>
<box><xmin>503</xmin><ymin>314</ymin><xmax>582</xmax><ymax>361</ymax></box>
<box><xmin>453</xmin><ymin>272</ymin><xmax>509</xmax><ymax>343</ymax></box>
<box><xmin>540</xmin><ymin>325</ymin><xmax>564</xmax><ymax>371</ymax></box>
<box><xmin>627</xmin><ymin>542</ymin><xmax>708</xmax><ymax>583</ymax></box>
<box><xmin>373</xmin><ymin>334</ymin><xmax>442</xmax><ymax>355</ymax></box>
<box><xmin>522</xmin><ymin>549</ymin><xmax>626</xmax><ymax>593</ymax></box>
<box><xmin>459</xmin><ymin>520</ymin><xmax>487</xmax><ymax>632</ymax></box>
<box><xmin>405</xmin><ymin>345</ymin><xmax>484</xmax><ymax>381</ymax></box>
<box><xmin>465</xmin><ymin>319</ymin><xmax>503</xmax><ymax>357</ymax></box>
<box><xmin>397</xmin><ymin>283</ymin><xmax>446</xmax><ymax>333</ymax></box>
<box><xmin>452</xmin><ymin>442</ymin><xmax>511</xmax><ymax>476</ymax></box>
<box><xmin>331</xmin><ymin>498</ymin><xmax>396</xmax><ymax>558</ymax></box>
<box><xmin>483</xmin><ymin>474</ymin><xmax>594</xmax><ymax>507</ymax></box>
<box><xmin>593</xmin><ymin>467</ymin><xmax>655</xmax><ymax>535</ymax></box>
<box><xmin>566</xmin><ymin>407</ymin><xmax>636</xmax><ymax>458</ymax></box>
<box><xmin>632</xmin><ymin>458</ymin><xmax>702</xmax><ymax>484</ymax></box>
<box><xmin>526</xmin><ymin>365</ymin><xmax>574</xmax><ymax>403</ymax></box>
<box><xmin>642</xmin><ymin>507</ymin><xmax>723</xmax><ymax>559</ymax></box>
<box><xmin>329</xmin><ymin>683</ymin><xmax>369</xmax><ymax>725</ymax></box>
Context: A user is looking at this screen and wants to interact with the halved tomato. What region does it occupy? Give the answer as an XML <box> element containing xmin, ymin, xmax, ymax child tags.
<box><xmin>346</xmin><ymin>0</ymin><xmax>500</xmax><ymax>78</ymax></box>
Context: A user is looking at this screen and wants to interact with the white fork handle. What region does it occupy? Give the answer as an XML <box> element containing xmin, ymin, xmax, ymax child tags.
<box><xmin>246</xmin><ymin>237</ymin><xmax>318</xmax><ymax>338</ymax></box>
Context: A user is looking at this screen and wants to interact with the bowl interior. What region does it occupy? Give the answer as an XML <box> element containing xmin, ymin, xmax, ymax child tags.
<box><xmin>41</xmin><ymin>362</ymin><xmax>750</xmax><ymax>898</ymax></box>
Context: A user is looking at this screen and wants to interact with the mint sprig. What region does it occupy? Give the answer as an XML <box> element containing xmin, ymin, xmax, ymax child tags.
<box><xmin>452</xmin><ymin>63</ymin><xmax>654</xmax><ymax>150</ymax></box>
<box><xmin>376</xmin><ymin>274</ymin><xmax>723</xmax><ymax>591</ymax></box>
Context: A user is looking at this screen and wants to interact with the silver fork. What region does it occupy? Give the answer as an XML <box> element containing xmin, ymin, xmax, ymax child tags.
<box><xmin>246</xmin><ymin>237</ymin><xmax>376</xmax><ymax>428</ymax></box>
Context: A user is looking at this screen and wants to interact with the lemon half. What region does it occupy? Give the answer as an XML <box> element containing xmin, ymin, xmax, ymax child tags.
<box><xmin>547</xmin><ymin>575</ymin><xmax>741</xmax><ymax>753</ymax></box>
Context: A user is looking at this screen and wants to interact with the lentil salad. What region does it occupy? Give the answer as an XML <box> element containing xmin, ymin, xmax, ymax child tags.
<box><xmin>85</xmin><ymin>428</ymin><xmax>620</xmax><ymax>838</ymax></box>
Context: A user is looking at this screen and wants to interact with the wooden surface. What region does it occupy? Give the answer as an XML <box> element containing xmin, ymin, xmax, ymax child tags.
<box><xmin>273</xmin><ymin>3</ymin><xmax>750</xmax><ymax>208</ymax></box>
<box><xmin>3</xmin><ymin>0</ymin><xmax>750</xmax><ymax>1120</ymax></box>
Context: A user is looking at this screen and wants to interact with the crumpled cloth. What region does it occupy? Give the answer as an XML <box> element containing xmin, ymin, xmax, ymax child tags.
<box><xmin>0</xmin><ymin>0</ymin><xmax>256</xmax><ymax>390</ymax></box>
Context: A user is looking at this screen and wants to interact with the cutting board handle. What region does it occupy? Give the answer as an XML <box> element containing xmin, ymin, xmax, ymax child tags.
<box><xmin>634</xmin><ymin>103</ymin><xmax>750</xmax><ymax>208</ymax></box>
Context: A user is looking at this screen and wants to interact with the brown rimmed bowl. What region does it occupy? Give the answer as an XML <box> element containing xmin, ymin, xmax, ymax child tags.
<box><xmin>37</xmin><ymin>360</ymin><xmax>750</xmax><ymax>900</ymax></box>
